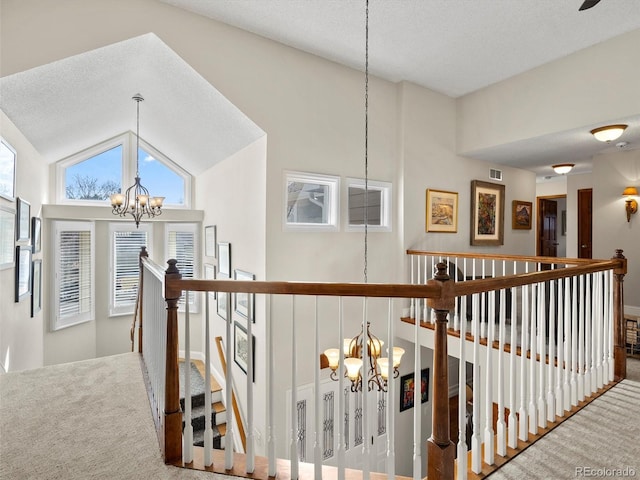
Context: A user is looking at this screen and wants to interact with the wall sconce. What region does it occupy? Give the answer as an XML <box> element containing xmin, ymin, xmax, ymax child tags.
<box><xmin>552</xmin><ymin>163</ymin><xmax>574</xmax><ymax>175</ymax></box>
<box><xmin>623</xmin><ymin>187</ymin><xmax>638</xmax><ymax>222</ymax></box>
<box><xmin>590</xmin><ymin>124</ymin><xmax>627</xmax><ymax>143</ymax></box>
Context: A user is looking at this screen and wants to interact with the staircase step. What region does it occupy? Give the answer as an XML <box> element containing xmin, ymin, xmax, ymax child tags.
<box><xmin>193</xmin><ymin>425</ymin><xmax>223</xmax><ymax>450</ymax></box>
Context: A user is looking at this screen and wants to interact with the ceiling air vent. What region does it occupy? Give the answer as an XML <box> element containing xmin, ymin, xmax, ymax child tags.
<box><xmin>489</xmin><ymin>168</ymin><xmax>503</xmax><ymax>181</ymax></box>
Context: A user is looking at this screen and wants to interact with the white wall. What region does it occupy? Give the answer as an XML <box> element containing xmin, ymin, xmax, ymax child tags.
<box><xmin>0</xmin><ymin>111</ymin><xmax>46</xmax><ymax>372</ymax></box>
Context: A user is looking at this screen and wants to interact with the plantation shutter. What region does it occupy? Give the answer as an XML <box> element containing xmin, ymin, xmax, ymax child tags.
<box><xmin>110</xmin><ymin>223</ymin><xmax>151</xmax><ymax>315</ymax></box>
<box><xmin>166</xmin><ymin>223</ymin><xmax>198</xmax><ymax>310</ymax></box>
<box><xmin>53</xmin><ymin>221</ymin><xmax>95</xmax><ymax>330</ymax></box>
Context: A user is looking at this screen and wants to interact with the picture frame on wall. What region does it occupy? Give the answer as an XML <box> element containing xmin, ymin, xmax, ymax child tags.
<box><xmin>512</xmin><ymin>200</ymin><xmax>532</xmax><ymax>230</ymax></box>
<box><xmin>15</xmin><ymin>245</ymin><xmax>32</xmax><ymax>302</ymax></box>
<box><xmin>234</xmin><ymin>321</ymin><xmax>255</xmax><ymax>382</ymax></box>
<box><xmin>16</xmin><ymin>197</ymin><xmax>30</xmax><ymax>242</ymax></box>
<box><xmin>218</xmin><ymin>242</ymin><xmax>231</xmax><ymax>277</ymax></box>
<box><xmin>204</xmin><ymin>225</ymin><xmax>216</xmax><ymax>257</ymax></box>
<box><xmin>425</xmin><ymin>189</ymin><xmax>458</xmax><ymax>233</ymax></box>
<box><xmin>31</xmin><ymin>259</ymin><xmax>42</xmax><ymax>317</ymax></box>
<box><xmin>234</xmin><ymin>269</ymin><xmax>255</xmax><ymax>321</ymax></box>
<box><xmin>0</xmin><ymin>138</ymin><xmax>16</xmax><ymax>201</ymax></box>
<box><xmin>470</xmin><ymin>180</ymin><xmax>505</xmax><ymax>246</ymax></box>
<box><xmin>32</xmin><ymin>217</ymin><xmax>42</xmax><ymax>253</ymax></box>
<box><xmin>399</xmin><ymin>368</ymin><xmax>429</xmax><ymax>412</ymax></box>
<box><xmin>0</xmin><ymin>206</ymin><xmax>15</xmax><ymax>270</ymax></box>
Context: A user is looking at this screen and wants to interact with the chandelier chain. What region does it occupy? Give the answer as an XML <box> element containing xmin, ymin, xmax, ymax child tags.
<box><xmin>364</xmin><ymin>0</ymin><xmax>369</xmax><ymax>284</ymax></box>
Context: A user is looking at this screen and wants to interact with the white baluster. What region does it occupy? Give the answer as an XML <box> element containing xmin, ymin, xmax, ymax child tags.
<box><xmin>362</xmin><ymin>299</ymin><xmax>370</xmax><ymax>480</ymax></box>
<box><xmin>183</xmin><ymin>291</ymin><xmax>194</xmax><ymax>464</ymax></box>
<box><xmin>471</xmin><ymin>293</ymin><xmax>482</xmax><ymax>474</ymax></box>
<box><xmin>528</xmin><ymin>282</ymin><xmax>538</xmax><ymax>435</ymax></box>
<box><xmin>518</xmin><ymin>281</ymin><xmax>529</xmax><ymax>442</ymax></box>
<box><xmin>555</xmin><ymin>276</ymin><xmax>565</xmax><ymax>417</ymax></box>
<box><xmin>547</xmin><ymin>279</ymin><xmax>556</xmax><ymax>423</ymax></box>
<box><xmin>481</xmin><ymin>260</ymin><xmax>487</xmax><ymax>338</ymax></box>
<box><xmin>570</xmin><ymin>276</ymin><xmax>578</xmax><ymax>406</ymax></box>
<box><xmin>410</xmin><ymin>256</ymin><xmax>415</xmax><ymax>319</ymax></box>
<box><xmin>290</xmin><ymin>297</ymin><xmax>299</xmax><ymax>480</ymax></box>
<box><xmin>204</xmin><ymin>292</ymin><xmax>213</xmax><ymax>466</ymax></box>
<box><xmin>496</xmin><ymin>288</ymin><xmax>506</xmax><ymax>457</ymax></box>
<box><xmin>484</xmin><ymin>287</ymin><xmax>495</xmax><ymax>465</ymax></box>
<box><xmin>595</xmin><ymin>273</ymin><xmax>604</xmax><ymax>390</ymax></box>
<box><xmin>584</xmin><ymin>273</ymin><xmax>592</xmax><ymax>396</ymax></box>
<box><xmin>425</xmin><ymin>257</ymin><xmax>430</xmax><ymax>323</ymax></box>
<box><xmin>413</xmin><ymin>295</ymin><xmax>421</xmax><ymax>480</ymax></box>
<box><xmin>267</xmin><ymin>296</ymin><xmax>277</xmax><ymax>477</ymax></box>
<box><xmin>577</xmin><ymin>275</ymin><xmax>585</xmax><ymax>401</ymax></box>
<box><xmin>416</xmin><ymin>257</ymin><xmax>421</xmax><ymax>323</ymax></box>
<box><xmin>589</xmin><ymin>273</ymin><xmax>598</xmax><ymax>394</ymax></box>
<box><xmin>337</xmin><ymin>298</ymin><xmax>346</xmax><ymax>480</ymax></box>
<box><xmin>453</xmin><ymin>257</ymin><xmax>460</xmax><ymax>331</ymax></box>
<box><xmin>313</xmin><ymin>297</ymin><xmax>321</xmax><ymax>480</ymax></box>
<box><xmin>607</xmin><ymin>270</ymin><xmax>614</xmax><ymax>382</ymax></box>
<box><xmin>457</xmin><ymin>291</ymin><xmax>468</xmax><ymax>480</ymax></box>
<box><xmin>537</xmin><ymin>281</ymin><xmax>547</xmax><ymax>429</ymax></box>
<box><xmin>508</xmin><ymin>283</ymin><xmax>518</xmax><ymax>449</ymax></box>
<box><xmin>386</xmin><ymin>298</ymin><xmax>396</xmax><ymax>480</ymax></box>
<box><xmin>225</xmin><ymin>290</ymin><xmax>233</xmax><ymax>469</ymax></box>
<box><xmin>246</xmin><ymin>290</ymin><xmax>255</xmax><ymax>473</ymax></box>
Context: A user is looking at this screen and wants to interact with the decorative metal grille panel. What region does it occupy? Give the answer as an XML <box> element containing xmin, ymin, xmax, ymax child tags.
<box><xmin>323</xmin><ymin>391</ymin><xmax>334</xmax><ymax>459</ymax></box>
<box><xmin>354</xmin><ymin>392</ymin><xmax>363</xmax><ymax>447</ymax></box>
<box><xmin>344</xmin><ymin>387</ymin><xmax>350</xmax><ymax>451</ymax></box>
<box><xmin>377</xmin><ymin>391</ymin><xmax>386</xmax><ymax>436</ymax></box>
<box><xmin>297</xmin><ymin>399</ymin><xmax>307</xmax><ymax>461</ymax></box>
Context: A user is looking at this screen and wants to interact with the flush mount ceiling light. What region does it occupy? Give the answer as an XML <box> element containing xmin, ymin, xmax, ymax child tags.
<box><xmin>590</xmin><ymin>124</ymin><xmax>628</xmax><ymax>143</ymax></box>
<box><xmin>552</xmin><ymin>163</ymin><xmax>575</xmax><ymax>175</ymax></box>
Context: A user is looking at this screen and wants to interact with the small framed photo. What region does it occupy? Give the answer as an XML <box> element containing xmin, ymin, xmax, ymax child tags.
<box><xmin>0</xmin><ymin>206</ymin><xmax>16</xmax><ymax>270</ymax></box>
<box><xmin>15</xmin><ymin>245</ymin><xmax>32</xmax><ymax>302</ymax></box>
<box><xmin>426</xmin><ymin>189</ymin><xmax>458</xmax><ymax>233</ymax></box>
<box><xmin>16</xmin><ymin>197</ymin><xmax>30</xmax><ymax>242</ymax></box>
<box><xmin>512</xmin><ymin>200</ymin><xmax>532</xmax><ymax>230</ymax></box>
<box><xmin>32</xmin><ymin>217</ymin><xmax>42</xmax><ymax>253</ymax></box>
<box><xmin>218</xmin><ymin>242</ymin><xmax>231</xmax><ymax>277</ymax></box>
<box><xmin>234</xmin><ymin>321</ymin><xmax>255</xmax><ymax>382</ymax></box>
<box><xmin>399</xmin><ymin>368</ymin><xmax>429</xmax><ymax>412</ymax></box>
<box><xmin>470</xmin><ymin>180</ymin><xmax>505</xmax><ymax>246</ymax></box>
<box><xmin>204</xmin><ymin>225</ymin><xmax>216</xmax><ymax>257</ymax></box>
<box><xmin>217</xmin><ymin>273</ymin><xmax>229</xmax><ymax>321</ymax></box>
<box><xmin>0</xmin><ymin>138</ymin><xmax>16</xmax><ymax>201</ymax></box>
<box><xmin>31</xmin><ymin>259</ymin><xmax>42</xmax><ymax>316</ymax></box>
<box><xmin>234</xmin><ymin>269</ymin><xmax>255</xmax><ymax>322</ymax></box>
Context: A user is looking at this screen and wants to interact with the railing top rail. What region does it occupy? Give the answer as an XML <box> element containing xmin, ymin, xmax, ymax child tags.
<box><xmin>167</xmin><ymin>278</ymin><xmax>443</xmax><ymax>298</ymax></box>
<box><xmin>141</xmin><ymin>256</ymin><xmax>166</xmax><ymax>282</ymax></box>
<box><xmin>407</xmin><ymin>249</ymin><xmax>603</xmax><ymax>266</ymax></box>
<box><xmin>452</xmin><ymin>259</ymin><xmax>619</xmax><ymax>296</ymax></box>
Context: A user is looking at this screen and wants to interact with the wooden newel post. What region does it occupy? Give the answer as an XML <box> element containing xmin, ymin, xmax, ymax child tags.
<box><xmin>612</xmin><ymin>249</ymin><xmax>627</xmax><ymax>381</ymax></box>
<box><xmin>426</xmin><ymin>262</ymin><xmax>456</xmax><ymax>480</ymax></box>
<box><xmin>164</xmin><ymin>259</ymin><xmax>183</xmax><ymax>464</ymax></box>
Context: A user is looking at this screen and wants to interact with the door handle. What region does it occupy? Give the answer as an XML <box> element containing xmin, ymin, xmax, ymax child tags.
<box><xmin>581</xmin><ymin>244</ymin><xmax>587</xmax><ymax>248</ymax></box>
<box><xmin>553</xmin><ymin>243</ymin><xmax>559</xmax><ymax>246</ymax></box>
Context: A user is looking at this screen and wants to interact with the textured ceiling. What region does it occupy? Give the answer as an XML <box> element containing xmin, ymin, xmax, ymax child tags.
<box><xmin>0</xmin><ymin>33</ymin><xmax>265</xmax><ymax>174</ymax></box>
<box><xmin>160</xmin><ymin>0</ymin><xmax>640</xmax><ymax>97</ymax></box>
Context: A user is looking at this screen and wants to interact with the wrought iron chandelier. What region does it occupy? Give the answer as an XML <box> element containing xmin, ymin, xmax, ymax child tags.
<box><xmin>323</xmin><ymin>0</ymin><xmax>404</xmax><ymax>393</ymax></box>
<box><xmin>110</xmin><ymin>94</ymin><xmax>164</xmax><ymax>228</ymax></box>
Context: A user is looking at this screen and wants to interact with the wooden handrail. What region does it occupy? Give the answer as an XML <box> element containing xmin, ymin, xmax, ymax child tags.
<box><xmin>215</xmin><ymin>336</ymin><xmax>247</xmax><ymax>452</ymax></box>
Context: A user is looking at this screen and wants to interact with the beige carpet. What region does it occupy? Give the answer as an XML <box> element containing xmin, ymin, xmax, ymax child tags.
<box><xmin>489</xmin><ymin>358</ymin><xmax>640</xmax><ymax>480</ymax></box>
<box><xmin>2</xmin><ymin>353</ymin><xmax>639</xmax><ymax>479</ymax></box>
<box><xmin>0</xmin><ymin>353</ymin><xmax>225</xmax><ymax>480</ymax></box>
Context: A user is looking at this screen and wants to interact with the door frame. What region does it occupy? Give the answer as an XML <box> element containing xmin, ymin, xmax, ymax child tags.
<box><xmin>536</xmin><ymin>194</ymin><xmax>566</xmax><ymax>256</ymax></box>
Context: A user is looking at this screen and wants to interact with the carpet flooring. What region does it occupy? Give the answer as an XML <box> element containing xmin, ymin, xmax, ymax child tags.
<box><xmin>1</xmin><ymin>353</ymin><xmax>638</xmax><ymax>479</ymax></box>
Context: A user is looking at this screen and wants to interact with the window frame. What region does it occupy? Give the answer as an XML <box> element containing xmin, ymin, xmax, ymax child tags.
<box><xmin>51</xmin><ymin>220</ymin><xmax>95</xmax><ymax>331</ymax></box>
<box><xmin>283</xmin><ymin>171</ymin><xmax>340</xmax><ymax>232</ymax></box>
<box><xmin>56</xmin><ymin>132</ymin><xmax>192</xmax><ymax>208</ymax></box>
<box><xmin>165</xmin><ymin>222</ymin><xmax>199</xmax><ymax>313</ymax></box>
<box><xmin>108</xmin><ymin>222</ymin><xmax>153</xmax><ymax>317</ymax></box>
<box><xmin>345</xmin><ymin>178</ymin><xmax>392</xmax><ymax>232</ymax></box>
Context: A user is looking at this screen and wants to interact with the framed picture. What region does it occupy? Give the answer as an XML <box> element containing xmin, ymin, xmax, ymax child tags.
<box><xmin>32</xmin><ymin>217</ymin><xmax>42</xmax><ymax>253</ymax></box>
<box><xmin>234</xmin><ymin>321</ymin><xmax>255</xmax><ymax>382</ymax></box>
<box><xmin>31</xmin><ymin>259</ymin><xmax>42</xmax><ymax>316</ymax></box>
<box><xmin>512</xmin><ymin>200</ymin><xmax>532</xmax><ymax>230</ymax></box>
<box><xmin>217</xmin><ymin>274</ymin><xmax>229</xmax><ymax>321</ymax></box>
<box><xmin>0</xmin><ymin>138</ymin><xmax>16</xmax><ymax>201</ymax></box>
<box><xmin>470</xmin><ymin>180</ymin><xmax>505</xmax><ymax>246</ymax></box>
<box><xmin>204</xmin><ymin>263</ymin><xmax>216</xmax><ymax>301</ymax></box>
<box><xmin>15</xmin><ymin>245</ymin><xmax>32</xmax><ymax>302</ymax></box>
<box><xmin>0</xmin><ymin>206</ymin><xmax>15</xmax><ymax>270</ymax></box>
<box><xmin>234</xmin><ymin>269</ymin><xmax>255</xmax><ymax>321</ymax></box>
<box><xmin>399</xmin><ymin>368</ymin><xmax>429</xmax><ymax>412</ymax></box>
<box><xmin>204</xmin><ymin>225</ymin><xmax>216</xmax><ymax>257</ymax></box>
<box><xmin>426</xmin><ymin>189</ymin><xmax>458</xmax><ymax>233</ymax></box>
<box><xmin>218</xmin><ymin>242</ymin><xmax>231</xmax><ymax>277</ymax></box>
<box><xmin>16</xmin><ymin>197</ymin><xmax>30</xmax><ymax>242</ymax></box>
